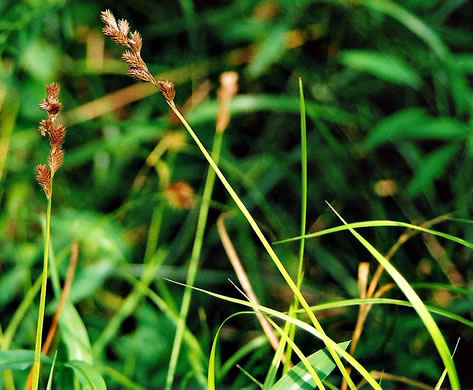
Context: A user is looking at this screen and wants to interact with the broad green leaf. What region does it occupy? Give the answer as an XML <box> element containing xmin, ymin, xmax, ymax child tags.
<box><xmin>271</xmin><ymin>341</ymin><xmax>350</xmax><ymax>390</ymax></box>
<box><xmin>363</xmin><ymin>108</ymin><xmax>468</xmax><ymax>150</ymax></box>
<box><xmin>406</xmin><ymin>143</ymin><xmax>460</xmax><ymax>197</ymax></box>
<box><xmin>64</xmin><ymin>360</ymin><xmax>107</xmax><ymax>390</ymax></box>
<box><xmin>0</xmin><ymin>350</ymin><xmax>52</xmax><ymax>371</ymax></box>
<box><xmin>340</xmin><ymin>50</ymin><xmax>422</xmax><ymax>88</ymax></box>
<box><xmin>60</xmin><ymin>304</ymin><xmax>93</xmax><ymax>363</ymax></box>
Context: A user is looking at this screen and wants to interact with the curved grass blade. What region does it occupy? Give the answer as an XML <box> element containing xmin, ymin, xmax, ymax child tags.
<box><xmin>304</xmin><ymin>298</ymin><xmax>473</xmax><ymax>328</ymax></box>
<box><xmin>326</xmin><ymin>204</ymin><xmax>460</xmax><ymax>390</ymax></box>
<box><xmin>412</xmin><ymin>282</ymin><xmax>473</xmax><ymax>298</ymax></box>
<box><xmin>64</xmin><ymin>360</ymin><xmax>107</xmax><ymax>390</ymax></box>
<box><xmin>273</xmin><ymin>220</ymin><xmax>473</xmax><ymax>250</ymax></box>
<box><xmin>208</xmin><ymin>312</ymin><xmax>248</xmax><ymax>390</ymax></box>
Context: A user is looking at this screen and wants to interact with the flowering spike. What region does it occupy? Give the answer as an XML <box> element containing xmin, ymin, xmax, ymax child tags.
<box><xmin>101</xmin><ymin>9</ymin><xmax>175</xmax><ymax>104</ymax></box>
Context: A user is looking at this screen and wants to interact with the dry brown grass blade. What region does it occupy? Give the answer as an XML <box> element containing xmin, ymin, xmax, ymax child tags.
<box><xmin>25</xmin><ymin>241</ymin><xmax>79</xmax><ymax>390</ymax></box>
<box><xmin>423</xmin><ymin>233</ymin><xmax>465</xmax><ymax>286</ymax></box>
<box><xmin>357</xmin><ymin>370</ymin><xmax>435</xmax><ymax>390</ymax></box>
<box><xmin>216</xmin><ymin>212</ymin><xmax>284</xmax><ymax>361</ymax></box>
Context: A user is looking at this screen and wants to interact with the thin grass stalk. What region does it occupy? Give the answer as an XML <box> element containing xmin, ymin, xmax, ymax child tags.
<box><xmin>283</xmin><ymin>77</ymin><xmax>308</xmax><ymax>374</ymax></box>
<box><xmin>167</xmin><ymin>102</ymin><xmax>358</xmax><ymax>389</ymax></box>
<box><xmin>31</xmin><ymin>184</ymin><xmax>52</xmax><ymax>390</ymax></box>
<box><xmin>165</xmin><ymin>129</ymin><xmax>224</xmax><ymax>390</ymax></box>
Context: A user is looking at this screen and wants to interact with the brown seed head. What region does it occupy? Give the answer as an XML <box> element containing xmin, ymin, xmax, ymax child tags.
<box><xmin>118</xmin><ymin>19</ymin><xmax>130</xmax><ymax>37</ymax></box>
<box><xmin>48</xmin><ymin>147</ymin><xmax>64</xmax><ymax>176</ymax></box>
<box><xmin>158</xmin><ymin>80</ymin><xmax>175</xmax><ymax>103</ymax></box>
<box><xmin>46</xmin><ymin>82</ymin><xmax>60</xmax><ymax>98</ymax></box>
<box><xmin>164</xmin><ymin>181</ymin><xmax>195</xmax><ymax>209</ymax></box>
<box><xmin>36</xmin><ymin>164</ymin><xmax>51</xmax><ymax>199</ymax></box>
<box><xmin>36</xmin><ymin>82</ymin><xmax>66</xmax><ymax>198</ymax></box>
<box><xmin>49</xmin><ymin>124</ymin><xmax>66</xmax><ymax>147</ymax></box>
<box><xmin>101</xmin><ymin>10</ymin><xmax>177</xmax><ymax>104</ymax></box>
<box><xmin>38</xmin><ymin>119</ymin><xmax>53</xmax><ymax>137</ymax></box>
<box><xmin>101</xmin><ymin>9</ymin><xmax>129</xmax><ymax>47</ymax></box>
<box><xmin>129</xmin><ymin>31</ymin><xmax>143</xmax><ymax>52</ymax></box>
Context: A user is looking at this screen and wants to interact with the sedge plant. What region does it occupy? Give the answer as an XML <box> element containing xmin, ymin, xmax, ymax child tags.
<box><xmin>32</xmin><ymin>83</ymin><xmax>66</xmax><ymax>390</ymax></box>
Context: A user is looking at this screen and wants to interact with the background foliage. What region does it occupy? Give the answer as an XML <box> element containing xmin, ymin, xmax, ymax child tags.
<box><xmin>1</xmin><ymin>0</ymin><xmax>473</xmax><ymax>388</ymax></box>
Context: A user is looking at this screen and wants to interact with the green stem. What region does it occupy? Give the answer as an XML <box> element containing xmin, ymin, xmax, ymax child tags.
<box><xmin>168</xmin><ymin>101</ymin><xmax>357</xmax><ymax>390</ymax></box>
<box><xmin>32</xmin><ymin>185</ymin><xmax>53</xmax><ymax>390</ymax></box>
<box><xmin>165</xmin><ymin>129</ymin><xmax>224</xmax><ymax>390</ymax></box>
<box><xmin>283</xmin><ymin>77</ymin><xmax>308</xmax><ymax>373</ymax></box>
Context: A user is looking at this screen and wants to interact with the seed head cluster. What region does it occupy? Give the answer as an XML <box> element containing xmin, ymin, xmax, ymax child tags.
<box><xmin>36</xmin><ymin>83</ymin><xmax>66</xmax><ymax>200</ymax></box>
<box><xmin>101</xmin><ymin>9</ymin><xmax>175</xmax><ymax>104</ymax></box>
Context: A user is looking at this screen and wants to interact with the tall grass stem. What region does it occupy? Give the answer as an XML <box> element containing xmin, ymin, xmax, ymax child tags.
<box><xmin>31</xmin><ymin>184</ymin><xmax>53</xmax><ymax>390</ymax></box>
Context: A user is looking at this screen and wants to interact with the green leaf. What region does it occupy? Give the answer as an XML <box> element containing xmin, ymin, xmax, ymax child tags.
<box><xmin>271</xmin><ymin>341</ymin><xmax>350</xmax><ymax>390</ymax></box>
<box><xmin>363</xmin><ymin>108</ymin><xmax>469</xmax><ymax>150</ymax></box>
<box><xmin>64</xmin><ymin>360</ymin><xmax>107</xmax><ymax>390</ymax></box>
<box><xmin>0</xmin><ymin>350</ymin><xmax>52</xmax><ymax>371</ymax></box>
<box><xmin>59</xmin><ymin>304</ymin><xmax>94</xmax><ymax>363</ymax></box>
<box><xmin>357</xmin><ymin>0</ymin><xmax>449</xmax><ymax>61</ymax></box>
<box><xmin>340</xmin><ymin>50</ymin><xmax>422</xmax><ymax>88</ymax></box>
<box><xmin>406</xmin><ymin>143</ymin><xmax>460</xmax><ymax>197</ymax></box>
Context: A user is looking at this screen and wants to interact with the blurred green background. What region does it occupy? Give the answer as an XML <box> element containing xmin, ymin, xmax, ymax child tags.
<box><xmin>1</xmin><ymin>0</ymin><xmax>473</xmax><ymax>388</ymax></box>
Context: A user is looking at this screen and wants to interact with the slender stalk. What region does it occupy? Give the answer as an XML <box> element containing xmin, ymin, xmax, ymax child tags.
<box><xmin>167</xmin><ymin>101</ymin><xmax>357</xmax><ymax>389</ymax></box>
<box><xmin>31</xmin><ymin>183</ymin><xmax>53</xmax><ymax>390</ymax></box>
<box><xmin>283</xmin><ymin>78</ymin><xmax>308</xmax><ymax>373</ymax></box>
<box><xmin>165</xmin><ymin>129</ymin><xmax>224</xmax><ymax>390</ymax></box>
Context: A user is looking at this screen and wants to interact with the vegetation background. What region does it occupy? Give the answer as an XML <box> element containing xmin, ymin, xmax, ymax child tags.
<box><xmin>1</xmin><ymin>0</ymin><xmax>473</xmax><ymax>388</ymax></box>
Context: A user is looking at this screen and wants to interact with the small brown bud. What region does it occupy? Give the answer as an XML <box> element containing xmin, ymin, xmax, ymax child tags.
<box><xmin>158</xmin><ymin>80</ymin><xmax>175</xmax><ymax>103</ymax></box>
<box><xmin>101</xmin><ymin>9</ymin><xmax>118</xmax><ymax>31</ymax></box>
<box><xmin>36</xmin><ymin>164</ymin><xmax>51</xmax><ymax>199</ymax></box>
<box><xmin>49</xmin><ymin>124</ymin><xmax>66</xmax><ymax>146</ymax></box>
<box><xmin>38</xmin><ymin>119</ymin><xmax>53</xmax><ymax>137</ymax></box>
<box><xmin>46</xmin><ymin>82</ymin><xmax>61</xmax><ymax>98</ymax></box>
<box><xmin>164</xmin><ymin>181</ymin><xmax>195</xmax><ymax>209</ymax></box>
<box><xmin>118</xmin><ymin>19</ymin><xmax>130</xmax><ymax>37</ymax></box>
<box><xmin>48</xmin><ymin>148</ymin><xmax>64</xmax><ymax>176</ymax></box>
<box><xmin>39</xmin><ymin>99</ymin><xmax>49</xmax><ymax>111</ymax></box>
<box><xmin>47</xmin><ymin>101</ymin><xmax>62</xmax><ymax>116</ymax></box>
<box><xmin>129</xmin><ymin>31</ymin><xmax>142</xmax><ymax>52</ymax></box>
